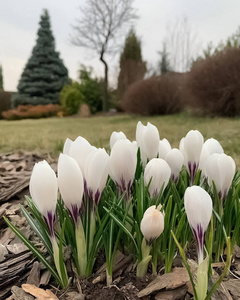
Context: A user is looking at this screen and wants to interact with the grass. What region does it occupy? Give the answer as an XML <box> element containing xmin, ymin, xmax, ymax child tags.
<box><xmin>0</xmin><ymin>113</ymin><xmax>240</xmax><ymax>167</ymax></box>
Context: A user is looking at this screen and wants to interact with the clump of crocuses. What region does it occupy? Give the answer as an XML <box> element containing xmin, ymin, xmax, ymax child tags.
<box><xmin>4</xmin><ymin>120</ymin><xmax>238</xmax><ymax>296</ymax></box>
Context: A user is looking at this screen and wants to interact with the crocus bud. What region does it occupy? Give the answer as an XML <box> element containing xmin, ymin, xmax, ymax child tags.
<box><xmin>184</xmin><ymin>186</ymin><xmax>212</xmax><ymax>264</ymax></box>
<box><xmin>165</xmin><ymin>148</ymin><xmax>184</xmax><ymax>183</ymax></box>
<box><xmin>63</xmin><ymin>138</ymin><xmax>73</xmax><ymax>155</ymax></box>
<box><xmin>109</xmin><ymin>139</ymin><xmax>137</xmax><ymax>199</ymax></box>
<box><xmin>159</xmin><ymin>138</ymin><xmax>171</xmax><ymax>160</ymax></box>
<box><xmin>144</xmin><ymin>158</ymin><xmax>171</xmax><ymax>198</ymax></box>
<box><xmin>205</xmin><ymin>153</ymin><xmax>235</xmax><ymax>200</ymax></box>
<box><xmin>84</xmin><ymin>148</ymin><xmax>109</xmax><ymax>206</ymax></box>
<box><xmin>30</xmin><ymin>160</ymin><xmax>58</xmax><ymax>236</ymax></box>
<box><xmin>140</xmin><ymin>205</ymin><xmax>164</xmax><ymax>241</ymax></box>
<box><xmin>69</xmin><ymin>136</ymin><xmax>96</xmax><ymax>177</ymax></box>
<box><xmin>136</xmin><ymin>121</ymin><xmax>160</xmax><ymax>165</ymax></box>
<box><xmin>58</xmin><ymin>154</ymin><xmax>84</xmax><ymax>225</ymax></box>
<box><xmin>110</xmin><ymin>131</ymin><xmax>127</xmax><ymax>149</ymax></box>
<box><xmin>180</xmin><ymin>130</ymin><xmax>204</xmax><ymax>184</ymax></box>
<box><xmin>199</xmin><ymin>138</ymin><xmax>224</xmax><ymax>178</ymax></box>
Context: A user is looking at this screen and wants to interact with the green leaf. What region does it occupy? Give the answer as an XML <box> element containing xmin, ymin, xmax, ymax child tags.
<box><xmin>58</xmin><ymin>218</ymin><xmax>69</xmax><ymax>287</ymax></box>
<box><xmin>21</xmin><ymin>205</ymin><xmax>53</xmax><ymax>257</ymax></box>
<box><xmin>4</xmin><ymin>216</ymin><xmax>61</xmax><ymax>286</ymax></box>
<box><xmin>104</xmin><ymin>207</ymin><xmax>138</xmax><ymax>254</ymax></box>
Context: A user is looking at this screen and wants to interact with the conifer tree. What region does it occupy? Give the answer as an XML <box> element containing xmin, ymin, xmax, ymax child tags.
<box><xmin>12</xmin><ymin>9</ymin><xmax>68</xmax><ymax>107</ymax></box>
<box><xmin>118</xmin><ymin>28</ymin><xmax>146</xmax><ymax>99</ymax></box>
<box><xmin>158</xmin><ymin>42</ymin><xmax>171</xmax><ymax>75</ymax></box>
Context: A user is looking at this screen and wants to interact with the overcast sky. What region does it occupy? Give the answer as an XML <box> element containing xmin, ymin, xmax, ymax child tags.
<box><xmin>1</xmin><ymin>0</ymin><xmax>240</xmax><ymax>91</ymax></box>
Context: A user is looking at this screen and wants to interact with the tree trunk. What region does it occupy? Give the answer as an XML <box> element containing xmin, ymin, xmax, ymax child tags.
<box><xmin>100</xmin><ymin>52</ymin><xmax>108</xmax><ymax>112</ymax></box>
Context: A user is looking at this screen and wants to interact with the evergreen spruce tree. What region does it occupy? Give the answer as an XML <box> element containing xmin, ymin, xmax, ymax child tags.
<box><xmin>0</xmin><ymin>65</ymin><xmax>3</xmax><ymax>91</ymax></box>
<box><xmin>118</xmin><ymin>28</ymin><xmax>146</xmax><ymax>99</ymax></box>
<box><xmin>12</xmin><ymin>9</ymin><xmax>68</xmax><ymax>107</ymax></box>
<box><xmin>158</xmin><ymin>42</ymin><xmax>171</xmax><ymax>75</ymax></box>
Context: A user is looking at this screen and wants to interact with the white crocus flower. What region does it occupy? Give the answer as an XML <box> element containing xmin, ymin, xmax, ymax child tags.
<box><xmin>205</xmin><ymin>153</ymin><xmax>235</xmax><ymax>200</ymax></box>
<box><xmin>69</xmin><ymin>136</ymin><xmax>96</xmax><ymax>178</ymax></box>
<box><xmin>180</xmin><ymin>130</ymin><xmax>204</xmax><ymax>184</ymax></box>
<box><xmin>136</xmin><ymin>121</ymin><xmax>160</xmax><ymax>165</ymax></box>
<box><xmin>63</xmin><ymin>138</ymin><xmax>73</xmax><ymax>155</ymax></box>
<box><xmin>140</xmin><ymin>205</ymin><xmax>164</xmax><ymax>241</ymax></box>
<box><xmin>110</xmin><ymin>131</ymin><xmax>127</xmax><ymax>149</ymax></box>
<box><xmin>30</xmin><ymin>160</ymin><xmax>58</xmax><ymax>237</ymax></box>
<box><xmin>109</xmin><ymin>139</ymin><xmax>137</xmax><ymax>200</ymax></box>
<box><xmin>144</xmin><ymin>158</ymin><xmax>171</xmax><ymax>198</ymax></box>
<box><xmin>84</xmin><ymin>148</ymin><xmax>109</xmax><ymax>206</ymax></box>
<box><xmin>58</xmin><ymin>153</ymin><xmax>84</xmax><ymax>224</ymax></box>
<box><xmin>199</xmin><ymin>138</ymin><xmax>224</xmax><ymax>178</ymax></box>
<box><xmin>184</xmin><ymin>186</ymin><xmax>212</xmax><ymax>264</ymax></box>
<box><xmin>165</xmin><ymin>148</ymin><xmax>184</xmax><ymax>183</ymax></box>
<box><xmin>159</xmin><ymin>138</ymin><xmax>171</xmax><ymax>159</ymax></box>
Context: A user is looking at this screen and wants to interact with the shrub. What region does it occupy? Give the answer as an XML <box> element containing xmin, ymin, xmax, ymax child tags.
<box><xmin>187</xmin><ymin>48</ymin><xmax>240</xmax><ymax>116</ymax></box>
<box><xmin>0</xmin><ymin>91</ymin><xmax>12</xmax><ymax>118</ymax></box>
<box><xmin>122</xmin><ymin>73</ymin><xmax>184</xmax><ymax>115</ymax></box>
<box><xmin>79</xmin><ymin>66</ymin><xmax>103</xmax><ymax>114</ymax></box>
<box><xmin>60</xmin><ymin>82</ymin><xmax>84</xmax><ymax>115</ymax></box>
<box><xmin>2</xmin><ymin>104</ymin><xmax>62</xmax><ymax>120</ymax></box>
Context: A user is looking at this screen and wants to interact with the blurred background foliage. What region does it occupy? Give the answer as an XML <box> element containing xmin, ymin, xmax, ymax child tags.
<box><xmin>1</xmin><ymin>8</ymin><xmax>240</xmax><ymax>119</ymax></box>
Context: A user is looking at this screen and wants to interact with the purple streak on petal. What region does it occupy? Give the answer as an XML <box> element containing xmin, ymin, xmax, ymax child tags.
<box><xmin>171</xmin><ymin>174</ymin><xmax>179</xmax><ymax>184</ymax></box>
<box><xmin>71</xmin><ymin>203</ymin><xmax>79</xmax><ymax>225</ymax></box>
<box><xmin>188</xmin><ymin>162</ymin><xmax>199</xmax><ymax>185</ymax></box>
<box><xmin>43</xmin><ymin>211</ymin><xmax>55</xmax><ymax>237</ymax></box>
<box><xmin>116</xmin><ymin>177</ymin><xmax>132</xmax><ymax>201</ymax></box>
<box><xmin>126</xmin><ymin>180</ymin><xmax>132</xmax><ymax>201</ymax></box>
<box><xmin>84</xmin><ymin>179</ymin><xmax>88</xmax><ymax>195</ymax></box>
<box><xmin>192</xmin><ymin>223</ymin><xmax>205</xmax><ymax>263</ymax></box>
<box><xmin>120</xmin><ymin>176</ymin><xmax>126</xmax><ymax>193</ymax></box>
<box><xmin>81</xmin><ymin>195</ymin><xmax>86</xmax><ymax>214</ymax></box>
<box><xmin>218</xmin><ymin>191</ymin><xmax>222</xmax><ymax>200</ymax></box>
<box><xmin>95</xmin><ymin>189</ymin><xmax>100</xmax><ymax>206</ymax></box>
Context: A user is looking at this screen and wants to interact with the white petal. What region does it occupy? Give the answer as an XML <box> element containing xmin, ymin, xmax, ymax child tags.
<box><xmin>144</xmin><ymin>158</ymin><xmax>171</xmax><ymax>197</ymax></box>
<box><xmin>110</xmin><ymin>131</ymin><xmax>127</xmax><ymax>149</ymax></box>
<box><xmin>30</xmin><ymin>160</ymin><xmax>58</xmax><ymax>216</ymax></box>
<box><xmin>63</xmin><ymin>138</ymin><xmax>73</xmax><ymax>155</ymax></box>
<box><xmin>69</xmin><ymin>136</ymin><xmax>95</xmax><ymax>176</ymax></box>
<box><xmin>140</xmin><ymin>208</ymin><xmax>164</xmax><ymax>240</ymax></box>
<box><xmin>159</xmin><ymin>138</ymin><xmax>171</xmax><ymax>159</ymax></box>
<box><xmin>58</xmin><ymin>153</ymin><xmax>84</xmax><ymax>212</ymax></box>
<box><xmin>184</xmin><ymin>186</ymin><xmax>212</xmax><ymax>232</ymax></box>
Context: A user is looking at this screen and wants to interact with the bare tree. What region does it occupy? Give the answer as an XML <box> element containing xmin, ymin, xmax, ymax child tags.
<box><xmin>71</xmin><ymin>0</ymin><xmax>137</xmax><ymax>111</ymax></box>
<box><xmin>164</xmin><ymin>17</ymin><xmax>199</xmax><ymax>73</ymax></box>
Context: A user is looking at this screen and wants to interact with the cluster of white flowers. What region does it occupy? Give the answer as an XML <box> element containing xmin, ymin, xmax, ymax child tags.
<box><xmin>29</xmin><ymin>121</ymin><xmax>236</xmax><ymax>260</ymax></box>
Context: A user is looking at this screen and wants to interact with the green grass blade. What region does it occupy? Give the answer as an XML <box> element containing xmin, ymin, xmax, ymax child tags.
<box><xmin>4</xmin><ymin>216</ymin><xmax>61</xmax><ymax>285</ymax></box>
<box><xmin>21</xmin><ymin>205</ymin><xmax>53</xmax><ymax>257</ymax></box>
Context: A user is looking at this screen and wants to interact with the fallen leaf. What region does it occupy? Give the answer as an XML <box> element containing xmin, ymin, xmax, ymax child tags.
<box><xmin>224</xmin><ymin>279</ymin><xmax>240</xmax><ymax>298</ymax></box>
<box><xmin>155</xmin><ymin>284</ymin><xmax>188</xmax><ymax>300</ymax></box>
<box><xmin>138</xmin><ymin>268</ymin><xmax>189</xmax><ymax>297</ymax></box>
<box><xmin>22</xmin><ymin>284</ymin><xmax>58</xmax><ymax>300</ymax></box>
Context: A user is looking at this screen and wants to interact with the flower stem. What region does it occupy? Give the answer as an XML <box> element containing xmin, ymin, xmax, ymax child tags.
<box><xmin>76</xmin><ymin>217</ymin><xmax>87</xmax><ymax>276</ymax></box>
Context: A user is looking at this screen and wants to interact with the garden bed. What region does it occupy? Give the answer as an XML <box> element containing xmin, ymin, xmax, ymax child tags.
<box><xmin>1</xmin><ymin>153</ymin><xmax>240</xmax><ymax>300</ymax></box>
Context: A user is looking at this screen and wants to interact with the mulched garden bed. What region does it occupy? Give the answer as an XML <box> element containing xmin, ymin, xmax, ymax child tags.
<box><xmin>0</xmin><ymin>152</ymin><xmax>240</xmax><ymax>300</ymax></box>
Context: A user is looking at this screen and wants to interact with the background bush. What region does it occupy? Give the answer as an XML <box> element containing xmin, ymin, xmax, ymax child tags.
<box><xmin>0</xmin><ymin>91</ymin><xmax>12</xmax><ymax>119</ymax></box>
<box><xmin>60</xmin><ymin>65</ymin><xmax>104</xmax><ymax>115</ymax></box>
<box><xmin>122</xmin><ymin>73</ymin><xmax>184</xmax><ymax>115</ymax></box>
<box><xmin>2</xmin><ymin>104</ymin><xmax>61</xmax><ymax>120</ymax></box>
<box><xmin>79</xmin><ymin>66</ymin><xmax>103</xmax><ymax>114</ymax></box>
<box><xmin>60</xmin><ymin>82</ymin><xmax>84</xmax><ymax>115</ymax></box>
<box><xmin>187</xmin><ymin>47</ymin><xmax>240</xmax><ymax>116</ymax></box>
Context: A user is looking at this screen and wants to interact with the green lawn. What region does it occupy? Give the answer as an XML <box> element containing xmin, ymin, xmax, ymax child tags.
<box><xmin>0</xmin><ymin>113</ymin><xmax>240</xmax><ymax>167</ymax></box>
